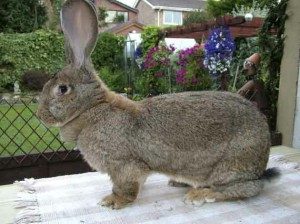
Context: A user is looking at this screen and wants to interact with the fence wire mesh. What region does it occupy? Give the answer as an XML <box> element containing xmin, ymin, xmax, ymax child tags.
<box><xmin>0</xmin><ymin>95</ymin><xmax>75</xmax><ymax>167</ymax></box>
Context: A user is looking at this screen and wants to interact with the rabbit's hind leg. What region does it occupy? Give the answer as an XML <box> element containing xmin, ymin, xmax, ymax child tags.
<box><xmin>184</xmin><ymin>179</ymin><xmax>263</xmax><ymax>206</ymax></box>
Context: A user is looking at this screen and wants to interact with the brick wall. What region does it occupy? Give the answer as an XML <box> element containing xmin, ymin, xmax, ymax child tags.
<box><xmin>136</xmin><ymin>0</ymin><xmax>157</xmax><ymax>26</ymax></box>
<box><xmin>95</xmin><ymin>0</ymin><xmax>138</xmax><ymax>21</ymax></box>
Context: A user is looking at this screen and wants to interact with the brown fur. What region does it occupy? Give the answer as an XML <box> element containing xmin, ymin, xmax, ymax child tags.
<box><xmin>37</xmin><ymin>0</ymin><xmax>272</xmax><ymax>209</ymax></box>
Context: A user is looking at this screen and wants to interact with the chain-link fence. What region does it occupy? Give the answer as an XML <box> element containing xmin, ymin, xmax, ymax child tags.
<box><xmin>0</xmin><ymin>95</ymin><xmax>86</xmax><ymax>183</ymax></box>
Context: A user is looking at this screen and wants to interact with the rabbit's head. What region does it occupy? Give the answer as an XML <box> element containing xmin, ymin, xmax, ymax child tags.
<box><xmin>37</xmin><ymin>0</ymin><xmax>107</xmax><ymax>127</ymax></box>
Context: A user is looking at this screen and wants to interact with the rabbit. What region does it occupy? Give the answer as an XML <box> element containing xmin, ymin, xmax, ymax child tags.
<box><xmin>37</xmin><ymin>0</ymin><xmax>275</xmax><ymax>210</ymax></box>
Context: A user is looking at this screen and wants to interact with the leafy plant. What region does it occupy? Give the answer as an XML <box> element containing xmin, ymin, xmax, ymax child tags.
<box><xmin>229</xmin><ymin>37</ymin><xmax>260</xmax><ymax>91</ymax></box>
<box><xmin>113</xmin><ymin>14</ymin><xmax>125</xmax><ymax>23</ymax></box>
<box><xmin>0</xmin><ymin>30</ymin><xmax>64</xmax><ymax>90</ymax></box>
<box><xmin>99</xmin><ymin>66</ymin><xmax>126</xmax><ymax>92</ymax></box>
<box><xmin>0</xmin><ymin>0</ymin><xmax>47</xmax><ymax>33</ymax></box>
<box><xmin>133</xmin><ymin>73</ymin><xmax>171</xmax><ymax>97</ymax></box>
<box><xmin>143</xmin><ymin>44</ymin><xmax>175</xmax><ymax>77</ymax></box>
<box><xmin>258</xmin><ymin>0</ymin><xmax>288</xmax><ymax>131</ymax></box>
<box><xmin>175</xmin><ymin>45</ymin><xmax>212</xmax><ymax>90</ymax></box>
<box><xmin>92</xmin><ymin>32</ymin><xmax>125</xmax><ymax>71</ymax></box>
<box><xmin>183</xmin><ymin>10</ymin><xmax>212</xmax><ymax>26</ymax></box>
<box><xmin>206</xmin><ymin>0</ymin><xmax>251</xmax><ymax>17</ymax></box>
<box><xmin>231</xmin><ymin>1</ymin><xmax>269</xmax><ymax>18</ymax></box>
<box><xmin>141</xmin><ymin>26</ymin><xmax>164</xmax><ymax>54</ymax></box>
<box><xmin>135</xmin><ymin>43</ymin><xmax>174</xmax><ymax>97</ymax></box>
<box><xmin>206</xmin><ymin>0</ymin><xmax>280</xmax><ymax>18</ymax></box>
<box><xmin>98</xmin><ymin>6</ymin><xmax>108</xmax><ymax>27</ymax></box>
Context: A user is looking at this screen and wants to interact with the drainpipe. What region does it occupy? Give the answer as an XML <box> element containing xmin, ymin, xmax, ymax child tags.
<box><xmin>157</xmin><ymin>8</ymin><xmax>162</xmax><ymax>26</ymax></box>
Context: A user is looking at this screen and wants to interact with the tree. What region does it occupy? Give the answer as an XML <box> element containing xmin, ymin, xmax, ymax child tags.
<box><xmin>206</xmin><ymin>0</ymin><xmax>280</xmax><ymax>17</ymax></box>
<box><xmin>42</xmin><ymin>0</ymin><xmax>64</xmax><ymax>30</ymax></box>
<box><xmin>0</xmin><ymin>0</ymin><xmax>47</xmax><ymax>33</ymax></box>
<box><xmin>183</xmin><ymin>10</ymin><xmax>212</xmax><ymax>26</ymax></box>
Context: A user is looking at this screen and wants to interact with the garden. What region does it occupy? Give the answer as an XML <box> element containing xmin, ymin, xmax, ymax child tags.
<box><xmin>3</xmin><ymin>1</ymin><xmax>300</xmax><ymax>224</ymax></box>
<box><xmin>0</xmin><ymin>0</ymin><xmax>288</xmax><ymax>182</ymax></box>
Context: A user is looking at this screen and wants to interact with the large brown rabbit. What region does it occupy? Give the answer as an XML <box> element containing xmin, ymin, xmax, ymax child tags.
<box><xmin>37</xmin><ymin>0</ymin><xmax>276</xmax><ymax>209</ymax></box>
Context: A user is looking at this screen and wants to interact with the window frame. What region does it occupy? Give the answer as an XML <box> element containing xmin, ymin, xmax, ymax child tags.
<box><xmin>163</xmin><ymin>10</ymin><xmax>183</xmax><ymax>25</ymax></box>
<box><xmin>105</xmin><ymin>10</ymin><xmax>129</xmax><ymax>23</ymax></box>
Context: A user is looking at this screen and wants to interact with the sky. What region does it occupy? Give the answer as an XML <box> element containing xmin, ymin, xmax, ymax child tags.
<box><xmin>117</xmin><ymin>0</ymin><xmax>136</xmax><ymax>7</ymax></box>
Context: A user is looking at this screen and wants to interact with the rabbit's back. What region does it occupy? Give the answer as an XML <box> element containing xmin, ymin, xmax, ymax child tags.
<box><xmin>139</xmin><ymin>91</ymin><xmax>269</xmax><ymax>149</ymax></box>
<box><xmin>132</xmin><ymin>91</ymin><xmax>270</xmax><ymax>179</ymax></box>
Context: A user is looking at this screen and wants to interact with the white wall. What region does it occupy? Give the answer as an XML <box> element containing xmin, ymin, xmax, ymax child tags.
<box><xmin>277</xmin><ymin>0</ymin><xmax>300</xmax><ymax>147</ymax></box>
<box><xmin>293</xmin><ymin>61</ymin><xmax>300</xmax><ymax>148</ymax></box>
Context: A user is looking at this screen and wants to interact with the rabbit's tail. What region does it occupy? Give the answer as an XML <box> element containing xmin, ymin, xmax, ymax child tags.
<box><xmin>260</xmin><ymin>167</ymin><xmax>280</xmax><ymax>181</ymax></box>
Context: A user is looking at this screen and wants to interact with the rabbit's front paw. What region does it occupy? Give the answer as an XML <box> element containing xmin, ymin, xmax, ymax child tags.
<box><xmin>99</xmin><ymin>193</ymin><xmax>132</xmax><ymax>209</ymax></box>
<box><xmin>184</xmin><ymin>188</ymin><xmax>223</xmax><ymax>207</ymax></box>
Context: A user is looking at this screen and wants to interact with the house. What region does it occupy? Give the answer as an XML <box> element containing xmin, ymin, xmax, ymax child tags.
<box><xmin>134</xmin><ymin>0</ymin><xmax>206</xmax><ymax>26</ymax></box>
<box><xmin>94</xmin><ymin>0</ymin><xmax>144</xmax><ymax>35</ymax></box>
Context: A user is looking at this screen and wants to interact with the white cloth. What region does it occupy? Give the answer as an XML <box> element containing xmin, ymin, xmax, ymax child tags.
<box><xmin>14</xmin><ymin>155</ymin><xmax>300</xmax><ymax>224</ymax></box>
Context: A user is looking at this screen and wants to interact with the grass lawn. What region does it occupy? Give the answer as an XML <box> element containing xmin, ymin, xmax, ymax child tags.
<box><xmin>0</xmin><ymin>101</ymin><xmax>75</xmax><ymax>157</ymax></box>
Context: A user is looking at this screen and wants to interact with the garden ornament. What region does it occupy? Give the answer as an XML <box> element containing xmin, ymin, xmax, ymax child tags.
<box><xmin>37</xmin><ymin>0</ymin><xmax>277</xmax><ymax>210</ymax></box>
<box><xmin>243</xmin><ymin>53</ymin><xmax>261</xmax><ymax>76</ymax></box>
<box><xmin>14</xmin><ymin>81</ymin><xmax>21</xmax><ymax>95</ymax></box>
<box><xmin>238</xmin><ymin>53</ymin><xmax>268</xmax><ymax>115</ymax></box>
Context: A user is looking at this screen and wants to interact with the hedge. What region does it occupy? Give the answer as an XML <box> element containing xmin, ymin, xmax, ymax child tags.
<box><xmin>0</xmin><ymin>30</ymin><xmax>126</xmax><ymax>91</ymax></box>
<box><xmin>0</xmin><ymin>30</ymin><xmax>65</xmax><ymax>89</ymax></box>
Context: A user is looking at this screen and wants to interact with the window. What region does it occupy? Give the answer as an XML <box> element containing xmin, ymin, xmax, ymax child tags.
<box><xmin>105</xmin><ymin>11</ymin><xmax>129</xmax><ymax>23</ymax></box>
<box><xmin>163</xmin><ymin>11</ymin><xmax>182</xmax><ymax>25</ymax></box>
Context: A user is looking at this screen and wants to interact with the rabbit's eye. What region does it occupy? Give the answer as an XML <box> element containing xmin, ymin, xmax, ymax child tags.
<box><xmin>58</xmin><ymin>85</ymin><xmax>68</xmax><ymax>95</ymax></box>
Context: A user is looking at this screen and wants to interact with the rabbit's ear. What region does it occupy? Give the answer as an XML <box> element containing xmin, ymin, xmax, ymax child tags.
<box><xmin>61</xmin><ymin>0</ymin><xmax>98</xmax><ymax>68</ymax></box>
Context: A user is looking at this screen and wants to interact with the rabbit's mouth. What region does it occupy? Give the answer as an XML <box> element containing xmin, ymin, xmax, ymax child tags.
<box><xmin>36</xmin><ymin>106</ymin><xmax>62</xmax><ymax>127</ymax></box>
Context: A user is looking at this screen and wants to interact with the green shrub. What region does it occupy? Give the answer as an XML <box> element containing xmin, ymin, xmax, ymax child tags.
<box><xmin>0</xmin><ymin>30</ymin><xmax>129</xmax><ymax>91</ymax></box>
<box><xmin>92</xmin><ymin>32</ymin><xmax>125</xmax><ymax>71</ymax></box>
<box><xmin>141</xmin><ymin>26</ymin><xmax>163</xmax><ymax>54</ymax></box>
<box><xmin>133</xmin><ymin>73</ymin><xmax>170</xmax><ymax>97</ymax></box>
<box><xmin>99</xmin><ymin>66</ymin><xmax>126</xmax><ymax>92</ymax></box>
<box><xmin>183</xmin><ymin>10</ymin><xmax>212</xmax><ymax>26</ymax></box>
<box><xmin>206</xmin><ymin>0</ymin><xmax>252</xmax><ymax>17</ymax></box>
<box><xmin>0</xmin><ymin>0</ymin><xmax>47</xmax><ymax>33</ymax></box>
<box><xmin>0</xmin><ymin>30</ymin><xmax>64</xmax><ymax>89</ymax></box>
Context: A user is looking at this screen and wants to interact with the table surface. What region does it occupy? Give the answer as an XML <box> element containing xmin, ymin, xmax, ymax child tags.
<box><xmin>0</xmin><ymin>146</ymin><xmax>299</xmax><ymax>224</ymax></box>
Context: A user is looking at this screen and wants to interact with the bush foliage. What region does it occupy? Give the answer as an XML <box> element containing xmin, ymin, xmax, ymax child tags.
<box><xmin>141</xmin><ymin>26</ymin><xmax>163</xmax><ymax>54</ymax></box>
<box><xmin>92</xmin><ymin>32</ymin><xmax>125</xmax><ymax>71</ymax></box>
<box><xmin>183</xmin><ymin>10</ymin><xmax>212</xmax><ymax>26</ymax></box>
<box><xmin>206</xmin><ymin>0</ymin><xmax>281</xmax><ymax>17</ymax></box>
<box><xmin>0</xmin><ymin>30</ymin><xmax>65</xmax><ymax>89</ymax></box>
<box><xmin>0</xmin><ymin>0</ymin><xmax>47</xmax><ymax>33</ymax></box>
<box><xmin>0</xmin><ymin>30</ymin><xmax>128</xmax><ymax>92</ymax></box>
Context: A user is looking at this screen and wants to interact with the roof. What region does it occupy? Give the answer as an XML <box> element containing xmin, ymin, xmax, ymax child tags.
<box><xmin>105</xmin><ymin>20</ymin><xmax>145</xmax><ymax>33</ymax></box>
<box><xmin>134</xmin><ymin>0</ymin><xmax>206</xmax><ymax>11</ymax></box>
<box><xmin>108</xmin><ymin>0</ymin><xmax>138</xmax><ymax>12</ymax></box>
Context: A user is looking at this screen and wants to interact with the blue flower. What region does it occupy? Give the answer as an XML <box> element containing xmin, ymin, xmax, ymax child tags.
<box><xmin>204</xmin><ymin>26</ymin><xmax>235</xmax><ymax>77</ymax></box>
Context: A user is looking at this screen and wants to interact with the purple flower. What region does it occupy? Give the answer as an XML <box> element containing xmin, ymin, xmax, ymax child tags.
<box><xmin>175</xmin><ymin>45</ymin><xmax>206</xmax><ymax>86</ymax></box>
<box><xmin>143</xmin><ymin>44</ymin><xmax>175</xmax><ymax>77</ymax></box>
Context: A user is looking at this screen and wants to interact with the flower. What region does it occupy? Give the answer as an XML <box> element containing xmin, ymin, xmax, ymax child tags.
<box><xmin>204</xmin><ymin>26</ymin><xmax>236</xmax><ymax>77</ymax></box>
<box><xmin>175</xmin><ymin>45</ymin><xmax>207</xmax><ymax>86</ymax></box>
<box><xmin>143</xmin><ymin>43</ymin><xmax>175</xmax><ymax>77</ymax></box>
